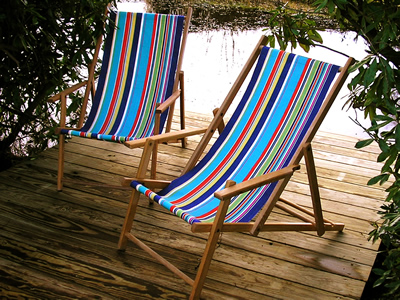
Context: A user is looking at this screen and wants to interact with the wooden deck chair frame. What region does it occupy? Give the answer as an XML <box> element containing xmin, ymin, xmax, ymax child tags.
<box><xmin>118</xmin><ymin>35</ymin><xmax>355</xmax><ymax>299</ymax></box>
<box><xmin>48</xmin><ymin>7</ymin><xmax>193</xmax><ymax>191</ymax></box>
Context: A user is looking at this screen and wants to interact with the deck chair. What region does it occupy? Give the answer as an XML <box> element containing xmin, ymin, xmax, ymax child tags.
<box><xmin>118</xmin><ymin>36</ymin><xmax>354</xmax><ymax>299</ymax></box>
<box><xmin>49</xmin><ymin>7</ymin><xmax>192</xmax><ymax>191</ymax></box>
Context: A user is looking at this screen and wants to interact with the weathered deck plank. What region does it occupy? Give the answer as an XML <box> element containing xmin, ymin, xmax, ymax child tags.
<box><xmin>0</xmin><ymin>111</ymin><xmax>385</xmax><ymax>299</ymax></box>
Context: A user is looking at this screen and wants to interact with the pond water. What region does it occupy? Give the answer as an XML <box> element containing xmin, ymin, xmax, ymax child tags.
<box><xmin>118</xmin><ymin>1</ymin><xmax>370</xmax><ymax>138</ymax></box>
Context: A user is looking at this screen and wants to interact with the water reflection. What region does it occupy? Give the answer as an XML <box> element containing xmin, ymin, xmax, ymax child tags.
<box><xmin>147</xmin><ymin>0</ymin><xmax>271</xmax><ymax>31</ymax></box>
<box><xmin>117</xmin><ymin>1</ymin><xmax>369</xmax><ymax>138</ymax></box>
<box><xmin>145</xmin><ymin>0</ymin><xmax>338</xmax><ymax>32</ymax></box>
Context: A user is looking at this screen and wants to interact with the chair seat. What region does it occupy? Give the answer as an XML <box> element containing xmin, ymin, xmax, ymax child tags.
<box><xmin>118</xmin><ymin>36</ymin><xmax>353</xmax><ymax>299</ymax></box>
<box><xmin>60</xmin><ymin>12</ymin><xmax>184</xmax><ymax>143</ymax></box>
<box><xmin>54</xmin><ymin>8</ymin><xmax>191</xmax><ymax>191</ymax></box>
<box><xmin>131</xmin><ymin>46</ymin><xmax>340</xmax><ymax>225</ymax></box>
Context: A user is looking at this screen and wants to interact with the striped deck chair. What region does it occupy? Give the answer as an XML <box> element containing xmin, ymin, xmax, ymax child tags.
<box><xmin>50</xmin><ymin>7</ymin><xmax>192</xmax><ymax>191</ymax></box>
<box><xmin>118</xmin><ymin>36</ymin><xmax>354</xmax><ymax>299</ymax></box>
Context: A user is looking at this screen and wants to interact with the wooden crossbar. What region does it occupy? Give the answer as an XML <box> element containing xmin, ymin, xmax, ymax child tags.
<box><xmin>125</xmin><ymin>233</ymin><xmax>195</xmax><ymax>286</ymax></box>
<box><xmin>278</xmin><ymin>198</ymin><xmax>335</xmax><ymax>225</ymax></box>
<box><xmin>191</xmin><ymin>221</ymin><xmax>345</xmax><ymax>233</ymax></box>
<box><xmin>275</xmin><ymin>202</ymin><xmax>316</xmax><ymax>224</ymax></box>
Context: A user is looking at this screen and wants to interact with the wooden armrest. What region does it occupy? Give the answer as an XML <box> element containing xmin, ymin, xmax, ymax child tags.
<box><xmin>124</xmin><ymin>127</ymin><xmax>208</xmax><ymax>149</ymax></box>
<box><xmin>156</xmin><ymin>90</ymin><xmax>181</xmax><ymax>113</ymax></box>
<box><xmin>48</xmin><ymin>81</ymin><xmax>88</xmax><ymax>102</ymax></box>
<box><xmin>214</xmin><ymin>165</ymin><xmax>300</xmax><ymax>201</ymax></box>
<box><xmin>121</xmin><ymin>177</ymin><xmax>171</xmax><ymax>189</ymax></box>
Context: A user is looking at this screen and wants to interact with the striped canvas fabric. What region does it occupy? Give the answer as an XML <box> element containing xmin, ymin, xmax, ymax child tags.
<box><xmin>61</xmin><ymin>11</ymin><xmax>184</xmax><ymax>142</ymax></box>
<box><xmin>131</xmin><ymin>47</ymin><xmax>340</xmax><ymax>224</ymax></box>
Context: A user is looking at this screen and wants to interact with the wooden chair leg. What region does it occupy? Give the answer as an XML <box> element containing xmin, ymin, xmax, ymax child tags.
<box><xmin>303</xmin><ymin>143</ymin><xmax>325</xmax><ymax>236</ymax></box>
<box><xmin>118</xmin><ymin>190</ymin><xmax>141</xmax><ymax>250</ymax></box>
<box><xmin>57</xmin><ymin>134</ymin><xmax>65</xmax><ymax>191</ymax></box>
<box><xmin>179</xmin><ymin>71</ymin><xmax>187</xmax><ymax>148</ymax></box>
<box><xmin>150</xmin><ymin>142</ymin><xmax>158</xmax><ymax>180</ymax></box>
<box><xmin>165</xmin><ymin>102</ymin><xmax>175</xmax><ymax>135</ymax></box>
<box><xmin>190</xmin><ymin>181</ymin><xmax>234</xmax><ymax>300</ymax></box>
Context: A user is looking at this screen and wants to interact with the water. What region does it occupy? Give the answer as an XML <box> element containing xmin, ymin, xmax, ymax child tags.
<box><xmin>118</xmin><ymin>1</ymin><xmax>370</xmax><ymax>138</ymax></box>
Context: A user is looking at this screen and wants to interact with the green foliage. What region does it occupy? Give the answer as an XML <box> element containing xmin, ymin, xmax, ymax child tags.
<box><xmin>265</xmin><ymin>4</ymin><xmax>323</xmax><ymax>52</ymax></box>
<box><xmin>369</xmin><ymin>201</ymin><xmax>400</xmax><ymax>296</ymax></box>
<box><xmin>264</xmin><ymin>0</ymin><xmax>400</xmax><ymax>297</ymax></box>
<box><xmin>0</xmin><ymin>0</ymin><xmax>113</xmax><ymax>169</ymax></box>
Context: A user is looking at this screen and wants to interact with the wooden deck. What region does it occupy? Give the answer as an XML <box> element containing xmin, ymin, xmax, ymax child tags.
<box><xmin>0</xmin><ymin>111</ymin><xmax>386</xmax><ymax>299</ymax></box>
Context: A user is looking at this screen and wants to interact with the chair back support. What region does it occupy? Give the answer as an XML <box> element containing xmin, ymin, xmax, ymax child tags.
<box><xmin>132</xmin><ymin>46</ymin><xmax>342</xmax><ymax>224</ymax></box>
<box><xmin>65</xmin><ymin>11</ymin><xmax>185</xmax><ymax>142</ymax></box>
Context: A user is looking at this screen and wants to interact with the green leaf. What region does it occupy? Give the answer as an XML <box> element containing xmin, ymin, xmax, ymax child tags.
<box><xmin>348</xmin><ymin>55</ymin><xmax>373</xmax><ymax>73</ymax></box>
<box><xmin>267</xmin><ymin>35</ymin><xmax>276</xmax><ymax>48</ymax></box>
<box><xmin>314</xmin><ymin>0</ymin><xmax>328</xmax><ymax>11</ymax></box>
<box><xmin>374</xmin><ymin>115</ymin><xmax>393</xmax><ymax>122</ymax></box>
<box><xmin>368</xmin><ymin>174</ymin><xmax>388</xmax><ymax>186</ymax></box>
<box><xmin>308</xmin><ymin>30</ymin><xmax>323</xmax><ymax>43</ymax></box>
<box><xmin>347</xmin><ymin>8</ymin><xmax>359</xmax><ymax>21</ymax></box>
<box><xmin>299</xmin><ymin>42</ymin><xmax>310</xmax><ymax>53</ymax></box>
<box><xmin>349</xmin><ymin>66</ymin><xmax>366</xmax><ymax>88</ymax></box>
<box><xmin>382</xmin><ymin>58</ymin><xmax>395</xmax><ymax>84</ymax></box>
<box><xmin>373</xmin><ymin>275</ymin><xmax>386</xmax><ymax>288</ymax></box>
<box><xmin>394</xmin><ymin>156</ymin><xmax>400</xmax><ymax>172</ymax></box>
<box><xmin>395</xmin><ymin>124</ymin><xmax>400</xmax><ymax>151</ymax></box>
<box><xmin>363</xmin><ymin>58</ymin><xmax>378</xmax><ymax>87</ymax></box>
<box><xmin>378</xmin><ymin>139</ymin><xmax>390</xmax><ymax>152</ymax></box>
<box><xmin>378</xmin><ymin>151</ymin><xmax>391</xmax><ymax>163</ymax></box>
<box><xmin>373</xmin><ymin>268</ymin><xmax>386</xmax><ymax>276</ymax></box>
<box><xmin>297</xmin><ymin>37</ymin><xmax>313</xmax><ymax>46</ymax></box>
<box><xmin>355</xmin><ymin>139</ymin><xmax>374</xmax><ymax>149</ymax></box>
<box><xmin>379</xmin><ymin>173</ymin><xmax>390</xmax><ymax>185</ymax></box>
<box><xmin>381</xmin><ymin>150</ymin><xmax>396</xmax><ymax>173</ymax></box>
<box><xmin>368</xmin><ymin>120</ymin><xmax>392</xmax><ymax>132</ymax></box>
<box><xmin>326</xmin><ymin>0</ymin><xmax>336</xmax><ymax>13</ymax></box>
<box><xmin>386</xmin><ymin>281</ymin><xmax>400</xmax><ymax>294</ymax></box>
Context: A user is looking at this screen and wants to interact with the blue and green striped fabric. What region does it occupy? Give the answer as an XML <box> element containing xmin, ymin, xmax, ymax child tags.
<box><xmin>60</xmin><ymin>11</ymin><xmax>184</xmax><ymax>142</ymax></box>
<box><xmin>132</xmin><ymin>46</ymin><xmax>340</xmax><ymax>224</ymax></box>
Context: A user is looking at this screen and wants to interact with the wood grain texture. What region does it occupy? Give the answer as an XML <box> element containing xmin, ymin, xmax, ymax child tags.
<box><xmin>0</xmin><ymin>110</ymin><xmax>385</xmax><ymax>299</ymax></box>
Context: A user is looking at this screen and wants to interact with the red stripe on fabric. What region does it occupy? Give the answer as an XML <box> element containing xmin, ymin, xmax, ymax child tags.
<box><xmin>206</xmin><ymin>52</ymin><xmax>298</xmax><ymax>220</ymax></box>
<box><xmin>171</xmin><ymin>52</ymin><xmax>287</xmax><ymax>205</ymax></box>
<box><xmin>99</xmin><ymin>13</ymin><xmax>133</xmax><ymax>134</ymax></box>
<box><xmin>267</xmin><ymin>60</ymin><xmax>320</xmax><ymax>169</ymax></box>
<box><xmin>223</xmin><ymin>58</ymin><xmax>315</xmax><ymax>222</ymax></box>
<box><xmin>244</xmin><ymin>58</ymin><xmax>312</xmax><ymax>181</ymax></box>
<box><xmin>153</xmin><ymin>16</ymin><xmax>171</xmax><ymax>105</ymax></box>
<box><xmin>224</xmin><ymin>189</ymin><xmax>258</xmax><ymax>221</ymax></box>
<box><xmin>141</xmin><ymin>15</ymin><xmax>174</xmax><ymax>136</ymax></box>
<box><xmin>128</xmin><ymin>14</ymin><xmax>159</xmax><ymax>137</ymax></box>
<box><xmin>196</xmin><ymin>206</ymin><xmax>218</xmax><ymax>220</ymax></box>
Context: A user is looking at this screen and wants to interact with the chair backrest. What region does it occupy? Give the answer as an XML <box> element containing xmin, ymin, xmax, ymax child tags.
<box><xmin>80</xmin><ymin>10</ymin><xmax>185</xmax><ymax>142</ymax></box>
<box><xmin>157</xmin><ymin>45</ymin><xmax>346</xmax><ymax>224</ymax></box>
